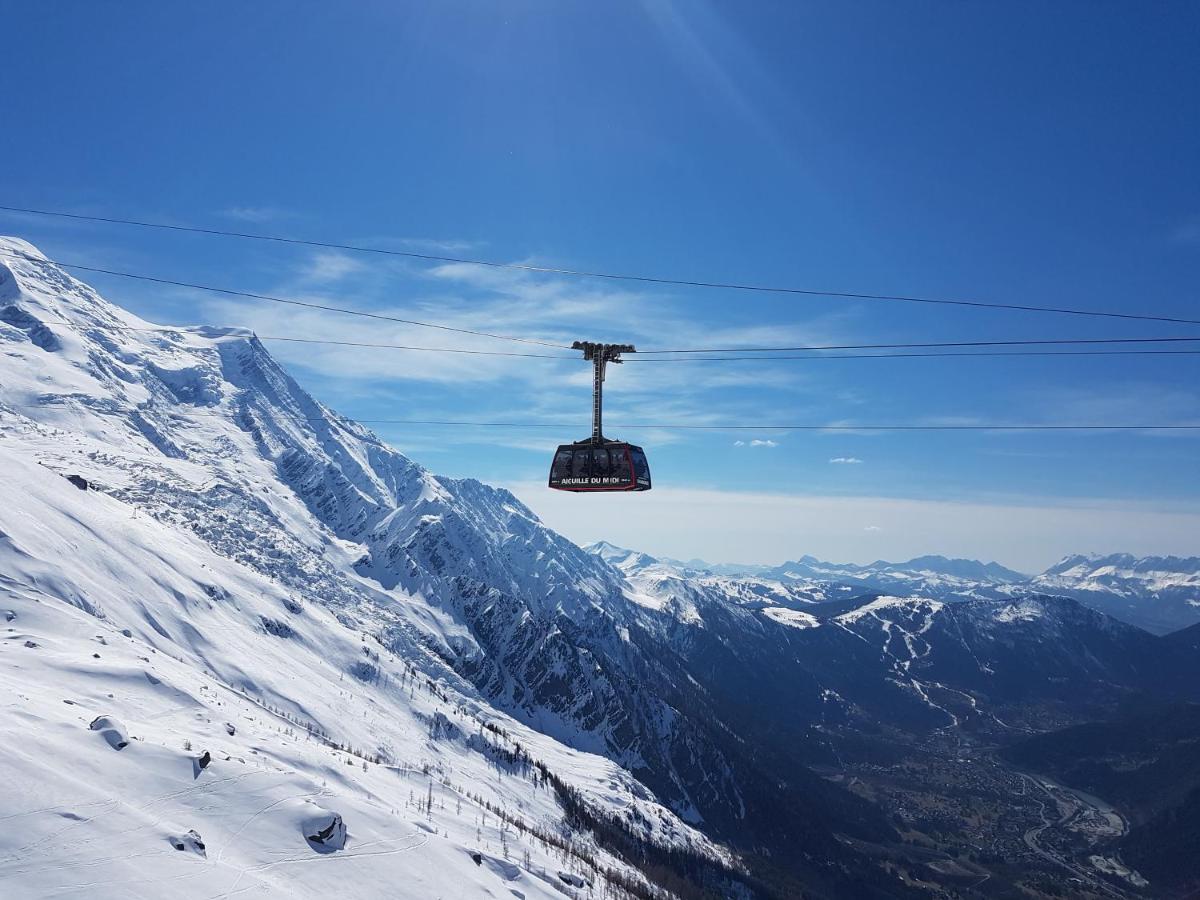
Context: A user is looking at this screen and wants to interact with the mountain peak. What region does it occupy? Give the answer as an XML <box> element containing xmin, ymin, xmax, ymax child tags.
<box><xmin>1</xmin><ymin>236</ymin><xmax>129</xmax><ymax>324</ymax></box>
<box><xmin>584</xmin><ymin>540</ymin><xmax>661</xmax><ymax>571</ymax></box>
<box><xmin>895</xmin><ymin>555</ymin><xmax>1028</xmax><ymax>582</ymax></box>
<box><xmin>586</xmin><ymin>540</ymin><xmax>632</xmax><ymax>556</ymax></box>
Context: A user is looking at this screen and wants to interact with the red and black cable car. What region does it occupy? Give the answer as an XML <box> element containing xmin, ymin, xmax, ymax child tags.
<box><xmin>548</xmin><ymin>341</ymin><xmax>652</xmax><ymax>492</ymax></box>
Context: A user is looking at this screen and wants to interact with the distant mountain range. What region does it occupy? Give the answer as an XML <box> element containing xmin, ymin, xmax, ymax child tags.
<box><xmin>1027</xmin><ymin>553</ymin><xmax>1200</xmax><ymax>634</ymax></box>
<box><xmin>588</xmin><ymin>543</ymin><xmax>1200</xmax><ymax>635</ymax></box>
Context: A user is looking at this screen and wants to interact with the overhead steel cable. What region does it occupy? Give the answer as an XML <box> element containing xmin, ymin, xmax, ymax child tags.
<box><xmin>247</xmin><ymin>335</ymin><xmax>571</xmax><ymax>358</ymax></box>
<box><xmin>21</xmin><ymin>317</ymin><xmax>575</xmax><ymax>359</ymax></box>
<box><xmin>2</xmin><ymin>204</ymin><xmax>1198</xmax><ymax>327</ymax></box>
<box><xmin>0</xmin><ymin>247</ymin><xmax>569</xmax><ymax>349</ymax></box>
<box><xmin>15</xmin><ymin>315</ymin><xmax>1200</xmax><ymax>363</ymax></box>
<box><xmin>13</xmin><ymin>406</ymin><xmax>1198</xmax><ymax>431</ymax></box>
<box><xmin>629</xmin><ymin>349</ymin><xmax>1200</xmax><ymax>362</ymax></box>
<box><xmin>343</xmin><ymin>421</ymin><xmax>1200</xmax><ymax>431</ymax></box>
<box><xmin>636</xmin><ymin>337</ymin><xmax>1200</xmax><ymax>354</ymax></box>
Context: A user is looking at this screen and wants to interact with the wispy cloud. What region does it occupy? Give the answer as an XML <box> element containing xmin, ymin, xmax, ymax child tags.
<box><xmin>393</xmin><ymin>236</ymin><xmax>482</xmax><ymax>254</ymax></box>
<box><xmin>863</xmin><ymin>525</ymin><xmax>881</xmax><ymax>532</ymax></box>
<box><xmin>220</xmin><ymin>206</ymin><xmax>290</xmax><ymax>224</ymax></box>
<box><xmin>192</xmin><ymin>250</ymin><xmax>858</xmax><ymax>452</ymax></box>
<box><xmin>302</xmin><ymin>251</ymin><xmax>365</xmax><ymax>283</ymax></box>
<box><xmin>830</xmin><ymin>456</ymin><xmax>863</xmax><ymax>464</ymax></box>
<box><xmin>1025</xmin><ymin>383</ymin><xmax>1200</xmax><ymax>435</ymax></box>
<box><xmin>173</xmin><ymin>248</ymin><xmax>969</xmax><ymax>460</ymax></box>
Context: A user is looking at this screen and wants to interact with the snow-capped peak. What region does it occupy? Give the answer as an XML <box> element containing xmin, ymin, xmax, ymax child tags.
<box><xmin>1</xmin><ymin>239</ymin><xmax>742</xmax><ymax>898</ymax></box>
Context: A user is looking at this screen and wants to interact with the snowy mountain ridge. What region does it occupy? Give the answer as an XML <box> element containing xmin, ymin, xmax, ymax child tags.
<box><xmin>586</xmin><ymin>541</ymin><xmax>1200</xmax><ymax>634</ymax></box>
<box><xmin>1033</xmin><ymin>552</ymin><xmax>1200</xmax><ymax>596</ymax></box>
<box><xmin>0</xmin><ymin>238</ymin><xmax>737</xmax><ymax>899</ymax></box>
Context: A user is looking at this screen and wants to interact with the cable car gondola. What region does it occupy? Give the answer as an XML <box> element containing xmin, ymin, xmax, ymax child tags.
<box><xmin>548</xmin><ymin>341</ymin><xmax>652</xmax><ymax>492</ymax></box>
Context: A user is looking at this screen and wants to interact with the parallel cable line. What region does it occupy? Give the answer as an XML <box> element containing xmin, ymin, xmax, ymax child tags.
<box><xmin>11</xmin><ymin>407</ymin><xmax>1197</xmax><ymax>431</ymax></box>
<box><xmin>636</xmin><ymin>337</ymin><xmax>1200</xmax><ymax>353</ymax></box>
<box><xmin>629</xmin><ymin>349</ymin><xmax>1200</xmax><ymax>362</ymax></box>
<box><xmin>0</xmin><ymin>247</ymin><xmax>569</xmax><ymax>349</ymax></box>
<box><xmin>346</xmin><ymin>421</ymin><xmax>1200</xmax><ymax>431</ymax></box>
<box><xmin>13</xmin><ymin>316</ymin><xmax>1200</xmax><ymax>363</ymax></box>
<box><xmin>2</xmin><ymin>204</ymin><xmax>1198</xmax><ymax>326</ymax></box>
<box><xmin>19</xmin><ymin>317</ymin><xmax>575</xmax><ymax>359</ymax></box>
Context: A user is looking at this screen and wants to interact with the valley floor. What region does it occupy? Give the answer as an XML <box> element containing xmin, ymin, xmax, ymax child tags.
<box><xmin>823</xmin><ymin>728</ymin><xmax>1149</xmax><ymax>899</ymax></box>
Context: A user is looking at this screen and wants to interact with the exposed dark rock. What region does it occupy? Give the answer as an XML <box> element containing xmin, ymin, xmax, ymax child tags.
<box><xmin>302</xmin><ymin>808</ymin><xmax>346</xmax><ymax>850</ymax></box>
<box><xmin>259</xmin><ymin>616</ymin><xmax>295</xmax><ymax>639</ymax></box>
<box><xmin>169</xmin><ymin>829</ymin><xmax>206</xmax><ymax>856</ymax></box>
<box><xmin>89</xmin><ymin>715</ymin><xmax>129</xmax><ymax>750</ymax></box>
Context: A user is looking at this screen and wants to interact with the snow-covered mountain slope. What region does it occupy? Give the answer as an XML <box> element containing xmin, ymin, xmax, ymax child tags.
<box><xmin>592</xmin><ymin>544</ymin><xmax>1026</xmax><ymax>600</ymax></box>
<box><xmin>585</xmin><ymin>541</ymin><xmax>661</xmax><ymax>572</ymax></box>
<box><xmin>588</xmin><ymin>542</ymin><xmax>1200</xmax><ymax>634</ymax></box>
<box><xmin>0</xmin><ymin>239</ymin><xmax>657</xmax><ymax>761</ymax></box>
<box><xmin>1024</xmin><ymin>553</ymin><xmax>1200</xmax><ymax>634</ymax></box>
<box><xmin>755</xmin><ymin>554</ymin><xmax>1026</xmax><ymax>604</ymax></box>
<box><xmin>769</xmin><ymin>554</ymin><xmax>1026</xmax><ymax>587</ymax></box>
<box><xmin>1</xmin><ymin>451</ymin><xmax>697</xmax><ymax>899</ymax></box>
<box><xmin>645</xmin><ymin>586</ymin><xmax>1200</xmax><ymax>740</ymax></box>
<box><xmin>824</xmin><ymin>593</ymin><xmax>1199</xmax><ymax>727</ymax></box>
<box><xmin>586</xmin><ymin>544</ymin><xmax>865</xmax><ymax>621</ymax></box>
<box><xmin>622</xmin><ymin>550</ymin><xmax>1026</xmax><ymax>587</ymax></box>
<box><xmin>2</xmin><ymin>239</ymin><xmax>933</xmax><ymax>899</ymax></box>
<box><xmin>0</xmin><ymin>239</ymin><xmax>738</xmax><ymax>899</ymax></box>
<box><xmin>584</xmin><ymin>540</ymin><xmax>1200</xmax><ymax>735</ymax></box>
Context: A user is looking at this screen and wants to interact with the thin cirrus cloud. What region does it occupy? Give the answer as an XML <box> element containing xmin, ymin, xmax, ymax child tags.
<box><xmin>302</xmin><ymin>251</ymin><xmax>366</xmax><ymax>283</ymax></box>
<box><xmin>190</xmin><ymin>250</ymin><xmax>841</xmax><ymax>449</ymax></box>
<box><xmin>830</xmin><ymin>456</ymin><xmax>863</xmax><ymax>464</ymax></box>
<box><xmin>220</xmin><ymin>205</ymin><xmax>291</xmax><ymax>223</ymax></box>
<box><xmin>185</xmin><ymin>247</ymin><xmax>1037</xmax><ymax>479</ymax></box>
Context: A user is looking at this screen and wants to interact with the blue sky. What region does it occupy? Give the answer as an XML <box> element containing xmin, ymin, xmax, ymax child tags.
<box><xmin>3</xmin><ymin>1</ymin><xmax>1198</xmax><ymax>569</ymax></box>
